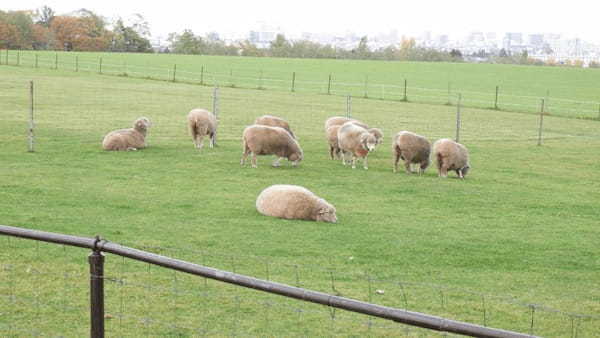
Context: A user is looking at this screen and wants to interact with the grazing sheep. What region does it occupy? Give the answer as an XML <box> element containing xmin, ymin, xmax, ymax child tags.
<box><xmin>324</xmin><ymin>116</ymin><xmax>368</xmax><ymax>131</ymax></box>
<box><xmin>255</xmin><ymin>115</ymin><xmax>295</xmax><ymax>139</ymax></box>
<box><xmin>433</xmin><ymin>138</ymin><xmax>471</xmax><ymax>179</ymax></box>
<box><xmin>102</xmin><ymin>117</ymin><xmax>151</xmax><ymax>151</ymax></box>
<box><xmin>241</xmin><ymin>125</ymin><xmax>303</xmax><ymax>168</ymax></box>
<box><xmin>393</xmin><ymin>131</ymin><xmax>431</xmax><ymax>174</ymax></box>
<box><xmin>188</xmin><ymin>108</ymin><xmax>217</xmax><ymax>150</ymax></box>
<box><xmin>368</xmin><ymin>128</ymin><xmax>384</xmax><ymax>145</ymax></box>
<box><xmin>325</xmin><ymin>125</ymin><xmax>343</xmax><ymax>160</ymax></box>
<box><xmin>337</xmin><ymin>122</ymin><xmax>378</xmax><ymax>169</ymax></box>
<box><xmin>256</xmin><ymin>185</ymin><xmax>337</xmax><ymax>223</ymax></box>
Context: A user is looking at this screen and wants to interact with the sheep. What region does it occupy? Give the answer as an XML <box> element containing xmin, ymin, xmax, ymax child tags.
<box><xmin>255</xmin><ymin>115</ymin><xmax>295</xmax><ymax>139</ymax></box>
<box><xmin>256</xmin><ymin>185</ymin><xmax>337</xmax><ymax>223</ymax></box>
<box><xmin>337</xmin><ymin>121</ymin><xmax>378</xmax><ymax>169</ymax></box>
<box><xmin>433</xmin><ymin>138</ymin><xmax>471</xmax><ymax>179</ymax></box>
<box><xmin>368</xmin><ymin>128</ymin><xmax>384</xmax><ymax>145</ymax></box>
<box><xmin>102</xmin><ymin>117</ymin><xmax>151</xmax><ymax>151</ymax></box>
<box><xmin>188</xmin><ymin>108</ymin><xmax>217</xmax><ymax>150</ymax></box>
<box><xmin>392</xmin><ymin>131</ymin><xmax>431</xmax><ymax>174</ymax></box>
<box><xmin>325</xmin><ymin>125</ymin><xmax>343</xmax><ymax>160</ymax></box>
<box><xmin>241</xmin><ymin>125</ymin><xmax>303</xmax><ymax>168</ymax></box>
<box><xmin>324</xmin><ymin>116</ymin><xmax>368</xmax><ymax>131</ymax></box>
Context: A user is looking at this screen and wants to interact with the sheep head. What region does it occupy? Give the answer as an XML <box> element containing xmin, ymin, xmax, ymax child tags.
<box><xmin>316</xmin><ymin>200</ymin><xmax>337</xmax><ymax>223</ymax></box>
<box><xmin>133</xmin><ymin>117</ymin><xmax>152</xmax><ymax>133</ymax></box>
<box><xmin>360</xmin><ymin>132</ymin><xmax>378</xmax><ymax>152</ymax></box>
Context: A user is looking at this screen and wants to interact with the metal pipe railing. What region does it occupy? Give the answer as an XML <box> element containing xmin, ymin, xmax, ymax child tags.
<box><xmin>0</xmin><ymin>224</ymin><xmax>536</xmax><ymax>338</ymax></box>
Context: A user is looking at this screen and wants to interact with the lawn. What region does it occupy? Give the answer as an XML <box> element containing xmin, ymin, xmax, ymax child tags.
<box><xmin>4</xmin><ymin>49</ymin><xmax>600</xmax><ymax>119</ymax></box>
<box><xmin>0</xmin><ymin>65</ymin><xmax>599</xmax><ymax>336</ymax></box>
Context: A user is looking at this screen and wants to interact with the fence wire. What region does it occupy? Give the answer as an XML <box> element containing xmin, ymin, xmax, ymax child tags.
<box><xmin>3</xmin><ymin>50</ymin><xmax>600</xmax><ymax>120</ymax></box>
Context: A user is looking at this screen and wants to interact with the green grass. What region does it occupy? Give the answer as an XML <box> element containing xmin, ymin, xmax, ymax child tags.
<box><xmin>4</xmin><ymin>49</ymin><xmax>600</xmax><ymax>119</ymax></box>
<box><xmin>1</xmin><ymin>65</ymin><xmax>599</xmax><ymax>336</ymax></box>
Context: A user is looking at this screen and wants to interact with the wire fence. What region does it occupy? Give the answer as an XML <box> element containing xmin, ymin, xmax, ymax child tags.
<box><xmin>2</xmin><ymin>227</ymin><xmax>599</xmax><ymax>337</ymax></box>
<box><xmin>2</xmin><ymin>49</ymin><xmax>600</xmax><ymax>120</ymax></box>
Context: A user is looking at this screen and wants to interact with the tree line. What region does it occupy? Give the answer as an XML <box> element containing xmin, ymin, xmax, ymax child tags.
<box><xmin>0</xmin><ymin>6</ymin><xmax>152</xmax><ymax>52</ymax></box>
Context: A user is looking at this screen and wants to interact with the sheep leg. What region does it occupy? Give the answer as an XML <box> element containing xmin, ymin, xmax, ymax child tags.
<box><xmin>272</xmin><ymin>157</ymin><xmax>283</xmax><ymax>167</ymax></box>
<box><xmin>341</xmin><ymin>151</ymin><xmax>347</xmax><ymax>165</ymax></box>
<box><xmin>439</xmin><ymin>165</ymin><xmax>449</xmax><ymax>178</ymax></box>
<box><xmin>329</xmin><ymin>146</ymin><xmax>335</xmax><ymax>160</ymax></box>
<box><xmin>240</xmin><ymin>147</ymin><xmax>250</xmax><ymax>166</ymax></box>
<box><xmin>351</xmin><ymin>156</ymin><xmax>357</xmax><ymax>169</ymax></box>
<box><xmin>363</xmin><ymin>156</ymin><xmax>368</xmax><ymax>170</ymax></box>
<box><xmin>393</xmin><ymin>151</ymin><xmax>401</xmax><ymax>173</ymax></box>
<box><xmin>404</xmin><ymin>161</ymin><xmax>412</xmax><ymax>174</ymax></box>
<box><xmin>209</xmin><ymin>134</ymin><xmax>215</xmax><ymax>148</ymax></box>
<box><xmin>456</xmin><ymin>169</ymin><xmax>464</xmax><ymax>179</ymax></box>
<box><xmin>251</xmin><ymin>153</ymin><xmax>258</xmax><ymax>168</ymax></box>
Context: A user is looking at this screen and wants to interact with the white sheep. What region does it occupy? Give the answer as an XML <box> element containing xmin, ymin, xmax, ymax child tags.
<box><xmin>102</xmin><ymin>117</ymin><xmax>151</xmax><ymax>151</ymax></box>
<box><xmin>241</xmin><ymin>125</ymin><xmax>303</xmax><ymax>168</ymax></box>
<box><xmin>324</xmin><ymin>116</ymin><xmax>368</xmax><ymax>131</ymax></box>
<box><xmin>254</xmin><ymin>115</ymin><xmax>295</xmax><ymax>139</ymax></box>
<box><xmin>433</xmin><ymin>138</ymin><xmax>471</xmax><ymax>178</ymax></box>
<box><xmin>393</xmin><ymin>131</ymin><xmax>431</xmax><ymax>174</ymax></box>
<box><xmin>337</xmin><ymin>121</ymin><xmax>378</xmax><ymax>169</ymax></box>
<box><xmin>188</xmin><ymin>108</ymin><xmax>217</xmax><ymax>150</ymax></box>
<box><xmin>256</xmin><ymin>185</ymin><xmax>337</xmax><ymax>223</ymax></box>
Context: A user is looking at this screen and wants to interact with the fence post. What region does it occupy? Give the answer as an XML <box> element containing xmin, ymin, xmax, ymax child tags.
<box><xmin>89</xmin><ymin>244</ymin><xmax>105</xmax><ymax>338</ymax></box>
<box><xmin>494</xmin><ymin>85</ymin><xmax>499</xmax><ymax>109</ymax></box>
<box><xmin>35</xmin><ymin>54</ymin><xmax>38</xmax><ymax>68</ymax></box>
<box><xmin>17</xmin><ymin>51</ymin><xmax>20</xmax><ymax>66</ymax></box>
<box><xmin>28</xmin><ymin>81</ymin><xmax>34</xmax><ymax>153</ymax></box>
<box><xmin>346</xmin><ymin>95</ymin><xmax>352</xmax><ymax>118</ymax></box>
<box><xmin>5</xmin><ymin>49</ymin><xmax>8</xmax><ymax>65</ymax></box>
<box><xmin>99</xmin><ymin>57</ymin><xmax>102</xmax><ymax>74</ymax></box>
<box><xmin>327</xmin><ymin>74</ymin><xmax>332</xmax><ymax>95</ymax></box>
<box><xmin>54</xmin><ymin>53</ymin><xmax>58</xmax><ymax>70</ymax></box>
<box><xmin>200</xmin><ymin>66</ymin><xmax>204</xmax><ymax>85</ymax></box>
<box><xmin>75</xmin><ymin>56</ymin><xmax>79</xmax><ymax>72</ymax></box>
<box><xmin>363</xmin><ymin>75</ymin><xmax>368</xmax><ymax>98</ymax></box>
<box><xmin>537</xmin><ymin>99</ymin><xmax>545</xmax><ymax>146</ymax></box>
<box><xmin>291</xmin><ymin>72</ymin><xmax>296</xmax><ymax>92</ymax></box>
<box><xmin>212</xmin><ymin>87</ymin><xmax>219</xmax><ymax>147</ymax></box>
<box><xmin>172</xmin><ymin>64</ymin><xmax>177</xmax><ymax>82</ymax></box>
<box><xmin>456</xmin><ymin>94</ymin><xmax>462</xmax><ymax>143</ymax></box>
<box><xmin>403</xmin><ymin>79</ymin><xmax>408</xmax><ymax>102</ymax></box>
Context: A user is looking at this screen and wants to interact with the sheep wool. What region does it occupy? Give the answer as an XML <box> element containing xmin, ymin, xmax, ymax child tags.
<box><xmin>393</xmin><ymin>131</ymin><xmax>431</xmax><ymax>174</ymax></box>
<box><xmin>433</xmin><ymin>138</ymin><xmax>471</xmax><ymax>178</ymax></box>
<box><xmin>241</xmin><ymin>125</ymin><xmax>303</xmax><ymax>168</ymax></box>
<box><xmin>256</xmin><ymin>185</ymin><xmax>337</xmax><ymax>223</ymax></box>
<box><xmin>102</xmin><ymin>117</ymin><xmax>151</xmax><ymax>151</ymax></box>
<box><xmin>188</xmin><ymin>108</ymin><xmax>217</xmax><ymax>150</ymax></box>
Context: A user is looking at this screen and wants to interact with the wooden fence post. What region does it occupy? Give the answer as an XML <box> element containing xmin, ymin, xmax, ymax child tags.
<box><xmin>291</xmin><ymin>72</ymin><xmax>296</xmax><ymax>92</ymax></box>
<box><xmin>327</xmin><ymin>74</ymin><xmax>332</xmax><ymax>95</ymax></box>
<box><xmin>494</xmin><ymin>85</ymin><xmax>499</xmax><ymax>109</ymax></box>
<box><xmin>456</xmin><ymin>94</ymin><xmax>462</xmax><ymax>143</ymax></box>
<box><xmin>172</xmin><ymin>64</ymin><xmax>177</xmax><ymax>82</ymax></box>
<box><xmin>537</xmin><ymin>99</ymin><xmax>545</xmax><ymax>146</ymax></box>
<box><xmin>89</xmin><ymin>246</ymin><xmax>105</xmax><ymax>338</ymax></box>
<box><xmin>28</xmin><ymin>81</ymin><xmax>35</xmax><ymax>153</ymax></box>
<box><xmin>403</xmin><ymin>79</ymin><xmax>408</xmax><ymax>102</ymax></box>
<box><xmin>99</xmin><ymin>57</ymin><xmax>102</xmax><ymax>74</ymax></box>
<box><xmin>212</xmin><ymin>87</ymin><xmax>219</xmax><ymax>146</ymax></box>
<box><xmin>200</xmin><ymin>66</ymin><xmax>204</xmax><ymax>85</ymax></box>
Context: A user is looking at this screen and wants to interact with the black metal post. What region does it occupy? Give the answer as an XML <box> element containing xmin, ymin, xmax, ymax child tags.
<box><xmin>403</xmin><ymin>79</ymin><xmax>408</xmax><ymax>101</ymax></box>
<box><xmin>200</xmin><ymin>66</ymin><xmax>204</xmax><ymax>85</ymax></box>
<box><xmin>494</xmin><ymin>85</ymin><xmax>499</xmax><ymax>109</ymax></box>
<box><xmin>89</xmin><ymin>248</ymin><xmax>105</xmax><ymax>338</ymax></box>
<box><xmin>172</xmin><ymin>64</ymin><xmax>177</xmax><ymax>82</ymax></box>
<box><xmin>35</xmin><ymin>54</ymin><xmax>38</xmax><ymax>68</ymax></box>
<box><xmin>327</xmin><ymin>74</ymin><xmax>332</xmax><ymax>94</ymax></box>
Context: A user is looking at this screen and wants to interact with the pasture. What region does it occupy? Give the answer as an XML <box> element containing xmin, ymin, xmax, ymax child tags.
<box><xmin>5</xmin><ymin>50</ymin><xmax>600</xmax><ymax>119</ymax></box>
<box><xmin>1</xmin><ymin>64</ymin><xmax>599</xmax><ymax>336</ymax></box>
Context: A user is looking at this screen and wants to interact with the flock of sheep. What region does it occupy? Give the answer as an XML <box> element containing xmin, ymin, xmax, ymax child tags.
<box><xmin>101</xmin><ymin>109</ymin><xmax>471</xmax><ymax>224</ymax></box>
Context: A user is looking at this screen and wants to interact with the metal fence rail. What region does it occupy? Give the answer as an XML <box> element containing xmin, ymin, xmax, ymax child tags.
<box><xmin>0</xmin><ymin>224</ymin><xmax>535</xmax><ymax>338</ymax></box>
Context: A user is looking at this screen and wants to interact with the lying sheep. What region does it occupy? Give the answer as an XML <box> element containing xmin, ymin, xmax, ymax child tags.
<box><xmin>324</xmin><ymin>116</ymin><xmax>368</xmax><ymax>131</ymax></box>
<box><xmin>433</xmin><ymin>138</ymin><xmax>471</xmax><ymax>178</ymax></box>
<box><xmin>102</xmin><ymin>117</ymin><xmax>151</xmax><ymax>151</ymax></box>
<box><xmin>393</xmin><ymin>131</ymin><xmax>431</xmax><ymax>174</ymax></box>
<box><xmin>337</xmin><ymin>121</ymin><xmax>378</xmax><ymax>169</ymax></box>
<box><xmin>255</xmin><ymin>115</ymin><xmax>295</xmax><ymax>139</ymax></box>
<box><xmin>188</xmin><ymin>108</ymin><xmax>217</xmax><ymax>150</ymax></box>
<box><xmin>368</xmin><ymin>128</ymin><xmax>384</xmax><ymax>145</ymax></box>
<box><xmin>241</xmin><ymin>125</ymin><xmax>303</xmax><ymax>168</ymax></box>
<box><xmin>256</xmin><ymin>185</ymin><xmax>337</xmax><ymax>223</ymax></box>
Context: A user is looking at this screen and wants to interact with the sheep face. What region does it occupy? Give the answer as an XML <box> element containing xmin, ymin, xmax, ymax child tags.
<box><xmin>288</xmin><ymin>150</ymin><xmax>303</xmax><ymax>166</ymax></box>
<box><xmin>360</xmin><ymin>133</ymin><xmax>378</xmax><ymax>152</ymax></box>
<box><xmin>134</xmin><ymin>117</ymin><xmax>152</xmax><ymax>132</ymax></box>
<box><xmin>459</xmin><ymin>165</ymin><xmax>470</xmax><ymax>178</ymax></box>
<box><xmin>316</xmin><ymin>201</ymin><xmax>337</xmax><ymax>223</ymax></box>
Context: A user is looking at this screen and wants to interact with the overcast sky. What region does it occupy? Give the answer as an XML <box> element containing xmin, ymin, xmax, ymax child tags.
<box><xmin>4</xmin><ymin>0</ymin><xmax>600</xmax><ymax>43</ymax></box>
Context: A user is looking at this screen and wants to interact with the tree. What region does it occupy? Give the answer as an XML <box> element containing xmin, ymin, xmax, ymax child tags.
<box><xmin>270</xmin><ymin>34</ymin><xmax>290</xmax><ymax>57</ymax></box>
<box><xmin>111</xmin><ymin>18</ymin><xmax>152</xmax><ymax>52</ymax></box>
<box><xmin>353</xmin><ymin>36</ymin><xmax>370</xmax><ymax>59</ymax></box>
<box><xmin>168</xmin><ymin>30</ymin><xmax>204</xmax><ymax>54</ymax></box>
<box><xmin>450</xmin><ymin>49</ymin><xmax>463</xmax><ymax>60</ymax></box>
<box><xmin>50</xmin><ymin>15</ymin><xmax>111</xmax><ymax>51</ymax></box>
<box><xmin>35</xmin><ymin>6</ymin><xmax>55</xmax><ymax>27</ymax></box>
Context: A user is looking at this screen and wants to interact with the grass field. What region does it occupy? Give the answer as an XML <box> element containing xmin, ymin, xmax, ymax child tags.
<box><xmin>1</xmin><ymin>64</ymin><xmax>599</xmax><ymax>336</ymax></box>
<box><xmin>4</xmin><ymin>49</ymin><xmax>600</xmax><ymax>119</ymax></box>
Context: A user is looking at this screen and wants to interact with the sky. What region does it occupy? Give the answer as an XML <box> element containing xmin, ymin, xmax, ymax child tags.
<box><xmin>4</xmin><ymin>0</ymin><xmax>600</xmax><ymax>43</ymax></box>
